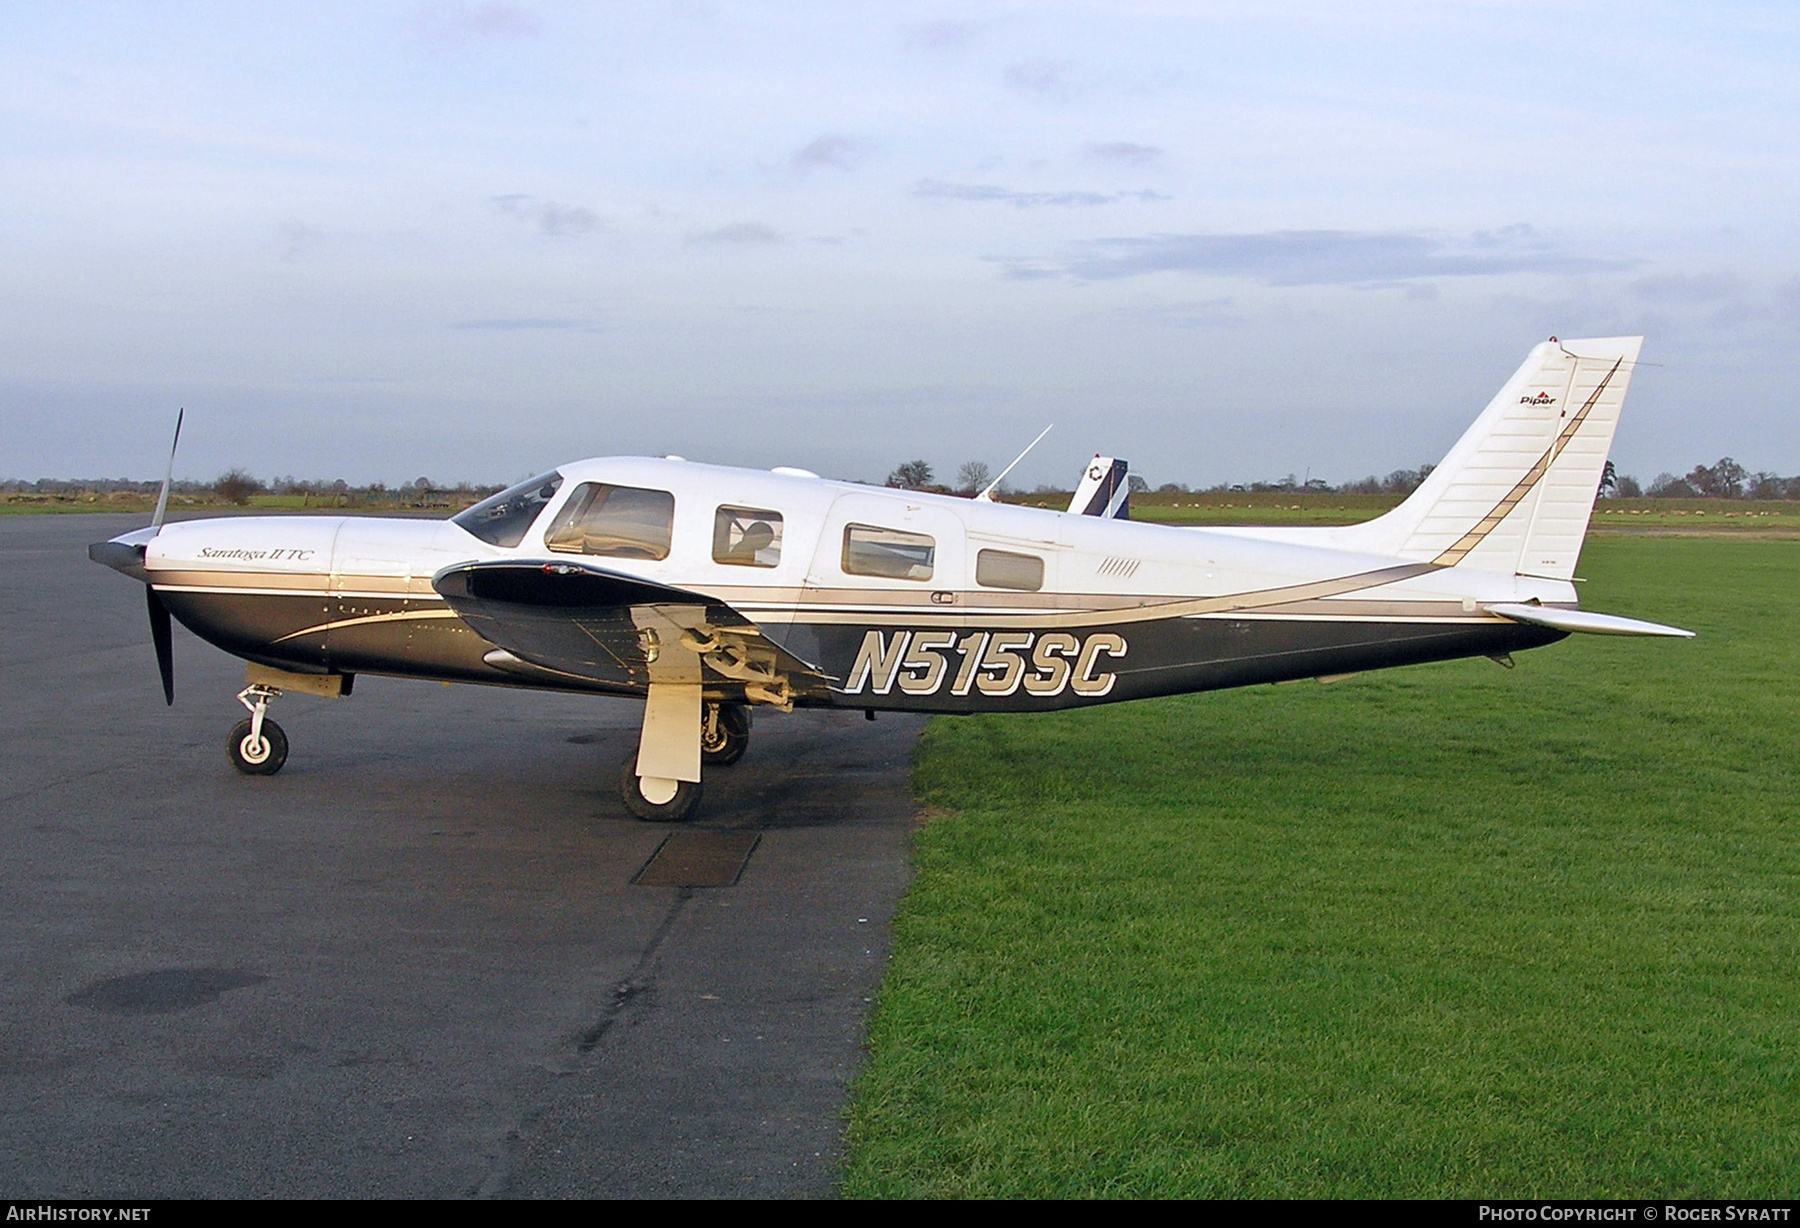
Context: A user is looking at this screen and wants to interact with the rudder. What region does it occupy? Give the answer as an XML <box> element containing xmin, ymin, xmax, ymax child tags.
<box><xmin>1336</xmin><ymin>336</ymin><xmax>1643</xmax><ymax>580</ymax></box>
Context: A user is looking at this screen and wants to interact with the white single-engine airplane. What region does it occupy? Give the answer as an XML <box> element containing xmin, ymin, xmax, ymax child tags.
<box><xmin>93</xmin><ymin>336</ymin><xmax>1690</xmax><ymax>823</ymax></box>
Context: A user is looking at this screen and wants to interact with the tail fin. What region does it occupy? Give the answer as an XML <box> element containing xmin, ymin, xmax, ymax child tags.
<box><xmin>1069</xmin><ymin>456</ymin><xmax>1131</xmax><ymax>519</ymax></box>
<box><xmin>1335</xmin><ymin>336</ymin><xmax>1643</xmax><ymax>579</ymax></box>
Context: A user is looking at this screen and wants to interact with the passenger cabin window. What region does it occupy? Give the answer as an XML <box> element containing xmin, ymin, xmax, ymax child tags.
<box><xmin>976</xmin><ymin>548</ymin><xmax>1044</xmax><ymax>592</ymax></box>
<box><xmin>843</xmin><ymin>524</ymin><xmax>934</xmax><ymax>581</ymax></box>
<box><xmin>713</xmin><ymin>506</ymin><xmax>784</xmax><ymax>568</ymax></box>
<box><xmin>543</xmin><ymin>483</ymin><xmax>675</xmax><ymax>559</ymax></box>
<box><xmin>453</xmin><ymin>472</ymin><xmax>564</xmax><ymax>548</ymax></box>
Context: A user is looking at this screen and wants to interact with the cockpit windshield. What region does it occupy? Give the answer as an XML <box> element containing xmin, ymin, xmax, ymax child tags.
<box><xmin>452</xmin><ymin>471</ymin><xmax>564</xmax><ymax>547</ymax></box>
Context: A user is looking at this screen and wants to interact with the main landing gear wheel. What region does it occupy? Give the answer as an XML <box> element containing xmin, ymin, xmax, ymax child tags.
<box><xmin>618</xmin><ymin>756</ymin><xmax>704</xmax><ymax>823</ymax></box>
<box><xmin>701</xmin><ymin>701</ymin><xmax>752</xmax><ymax>766</ymax></box>
<box><xmin>227</xmin><ymin>717</ymin><xmax>288</xmax><ymax>775</ymax></box>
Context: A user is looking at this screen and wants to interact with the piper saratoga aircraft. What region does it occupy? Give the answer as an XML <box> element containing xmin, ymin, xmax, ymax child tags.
<box><xmin>92</xmin><ymin>336</ymin><xmax>1689</xmax><ymax>822</ymax></box>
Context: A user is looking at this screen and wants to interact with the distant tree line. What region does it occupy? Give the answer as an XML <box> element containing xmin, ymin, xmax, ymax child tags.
<box><xmin>1145</xmin><ymin>465</ymin><xmax>1440</xmax><ymax>497</ymax></box>
<box><xmin>1622</xmin><ymin>457</ymin><xmax>1800</xmax><ymax>500</ymax></box>
<box><xmin>882</xmin><ymin>455</ymin><xmax>1800</xmax><ymax>501</ymax></box>
<box><xmin>13</xmin><ymin>455</ymin><xmax>1800</xmax><ymax>504</ymax></box>
<box><xmin>1</xmin><ymin>472</ymin><xmax>504</xmax><ymax>507</ymax></box>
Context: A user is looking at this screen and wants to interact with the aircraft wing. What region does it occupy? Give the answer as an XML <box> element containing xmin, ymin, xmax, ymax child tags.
<box><xmin>432</xmin><ymin>559</ymin><xmax>833</xmax><ymax>705</ymax></box>
<box><xmin>1484</xmin><ymin>603</ymin><xmax>1695</xmax><ymax>638</ymax></box>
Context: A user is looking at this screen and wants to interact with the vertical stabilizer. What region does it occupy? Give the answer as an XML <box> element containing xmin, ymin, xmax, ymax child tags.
<box><xmin>1069</xmin><ymin>456</ymin><xmax>1131</xmax><ymax>519</ymax></box>
<box><xmin>1335</xmin><ymin>337</ymin><xmax>1642</xmax><ymax>579</ymax></box>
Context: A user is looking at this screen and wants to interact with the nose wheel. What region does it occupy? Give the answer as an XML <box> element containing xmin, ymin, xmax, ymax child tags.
<box><xmin>228</xmin><ymin>717</ymin><xmax>288</xmax><ymax>775</ymax></box>
<box><xmin>228</xmin><ymin>683</ymin><xmax>288</xmax><ymax>776</ymax></box>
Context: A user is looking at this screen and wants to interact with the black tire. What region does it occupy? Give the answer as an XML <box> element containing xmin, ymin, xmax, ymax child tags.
<box><xmin>700</xmin><ymin>702</ymin><xmax>753</xmax><ymax>766</ymax></box>
<box><xmin>618</xmin><ymin>756</ymin><xmax>704</xmax><ymax>823</ymax></box>
<box><xmin>227</xmin><ymin>717</ymin><xmax>288</xmax><ymax>776</ymax></box>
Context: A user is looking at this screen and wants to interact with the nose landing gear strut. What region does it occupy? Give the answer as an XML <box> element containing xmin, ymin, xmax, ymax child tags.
<box><xmin>228</xmin><ymin>683</ymin><xmax>288</xmax><ymax>775</ymax></box>
<box><xmin>222</xmin><ymin>667</ymin><xmax>352</xmax><ymax>777</ymax></box>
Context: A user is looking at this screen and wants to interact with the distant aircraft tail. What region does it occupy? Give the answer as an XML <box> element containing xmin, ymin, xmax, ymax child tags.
<box><xmin>1332</xmin><ymin>336</ymin><xmax>1643</xmax><ymax>580</ymax></box>
<box><xmin>1069</xmin><ymin>456</ymin><xmax>1131</xmax><ymax>519</ymax></box>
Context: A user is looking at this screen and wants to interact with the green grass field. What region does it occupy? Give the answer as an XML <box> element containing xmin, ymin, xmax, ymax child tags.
<box><xmin>842</xmin><ymin>536</ymin><xmax>1800</xmax><ymax>1198</ymax></box>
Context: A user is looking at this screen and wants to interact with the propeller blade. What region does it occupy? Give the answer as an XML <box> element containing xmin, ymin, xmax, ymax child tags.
<box><xmin>147</xmin><ymin>586</ymin><xmax>174</xmax><ymax>705</ymax></box>
<box><xmin>151</xmin><ymin>408</ymin><xmax>184</xmax><ymax>534</ymax></box>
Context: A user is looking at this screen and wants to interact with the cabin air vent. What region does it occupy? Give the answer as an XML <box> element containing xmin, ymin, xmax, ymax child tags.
<box><xmin>1097</xmin><ymin>556</ymin><xmax>1141</xmax><ymax>579</ymax></box>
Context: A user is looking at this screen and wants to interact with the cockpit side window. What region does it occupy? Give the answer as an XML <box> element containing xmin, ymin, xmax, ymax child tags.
<box><xmin>452</xmin><ymin>472</ymin><xmax>564</xmax><ymax>548</ymax></box>
<box><xmin>843</xmin><ymin>524</ymin><xmax>934</xmax><ymax>581</ymax></box>
<box><xmin>713</xmin><ymin>506</ymin><xmax>784</xmax><ymax>568</ymax></box>
<box><xmin>543</xmin><ymin>483</ymin><xmax>675</xmax><ymax>560</ymax></box>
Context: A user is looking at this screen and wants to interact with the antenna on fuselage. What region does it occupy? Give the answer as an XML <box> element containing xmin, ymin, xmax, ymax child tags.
<box><xmin>974</xmin><ymin>423</ymin><xmax>1053</xmax><ymax>503</ymax></box>
<box><xmin>150</xmin><ymin>408</ymin><xmax>184</xmax><ymax>534</ymax></box>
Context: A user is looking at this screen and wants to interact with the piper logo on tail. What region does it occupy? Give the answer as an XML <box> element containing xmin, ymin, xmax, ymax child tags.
<box><xmin>1519</xmin><ymin>392</ymin><xmax>1557</xmax><ymax>405</ymax></box>
<box><xmin>842</xmin><ymin>629</ymin><xmax>1127</xmax><ymax>698</ymax></box>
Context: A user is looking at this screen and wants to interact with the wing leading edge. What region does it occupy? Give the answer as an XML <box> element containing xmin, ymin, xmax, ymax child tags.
<box><xmin>433</xmin><ymin>559</ymin><xmax>833</xmax><ymax>707</ymax></box>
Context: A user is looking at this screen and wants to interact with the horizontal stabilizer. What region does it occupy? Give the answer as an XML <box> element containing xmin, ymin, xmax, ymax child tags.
<box><xmin>1484</xmin><ymin>603</ymin><xmax>1694</xmax><ymax>638</ymax></box>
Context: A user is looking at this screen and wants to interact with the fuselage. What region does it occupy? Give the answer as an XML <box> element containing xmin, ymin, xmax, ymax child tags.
<box><xmin>118</xmin><ymin>456</ymin><xmax>1569</xmax><ymax>713</ymax></box>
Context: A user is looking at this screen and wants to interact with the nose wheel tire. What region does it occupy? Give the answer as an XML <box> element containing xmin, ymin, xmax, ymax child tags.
<box><xmin>618</xmin><ymin>756</ymin><xmax>703</xmax><ymax>823</ymax></box>
<box><xmin>701</xmin><ymin>702</ymin><xmax>752</xmax><ymax>766</ymax></box>
<box><xmin>228</xmin><ymin>717</ymin><xmax>288</xmax><ymax>776</ymax></box>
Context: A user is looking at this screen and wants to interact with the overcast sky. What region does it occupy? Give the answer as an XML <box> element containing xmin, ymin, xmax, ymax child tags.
<box><xmin>4</xmin><ymin>1</ymin><xmax>1797</xmax><ymax>489</ymax></box>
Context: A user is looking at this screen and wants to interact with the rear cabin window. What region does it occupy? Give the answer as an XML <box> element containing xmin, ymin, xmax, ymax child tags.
<box><xmin>713</xmin><ymin>506</ymin><xmax>784</xmax><ymax>568</ymax></box>
<box><xmin>543</xmin><ymin>483</ymin><xmax>675</xmax><ymax>560</ymax></box>
<box><xmin>843</xmin><ymin>524</ymin><xmax>934</xmax><ymax>581</ymax></box>
<box><xmin>453</xmin><ymin>472</ymin><xmax>564</xmax><ymax>548</ymax></box>
<box><xmin>976</xmin><ymin>548</ymin><xmax>1044</xmax><ymax>592</ymax></box>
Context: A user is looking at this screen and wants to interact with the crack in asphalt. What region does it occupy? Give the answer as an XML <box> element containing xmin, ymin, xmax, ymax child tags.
<box><xmin>469</xmin><ymin>885</ymin><xmax>696</xmax><ymax>1198</ymax></box>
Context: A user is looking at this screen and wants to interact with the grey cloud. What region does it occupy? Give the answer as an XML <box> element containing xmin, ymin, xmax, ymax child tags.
<box><xmin>492</xmin><ymin>195</ymin><xmax>604</xmax><ymax>238</ymax></box>
<box><xmin>1629</xmin><ymin>272</ymin><xmax>1744</xmax><ymax>303</ymax></box>
<box><xmin>1470</xmin><ymin>222</ymin><xmax>1548</xmax><ymax>249</ymax></box>
<box><xmin>1085</xmin><ymin>142</ymin><xmax>1163</xmax><ymax>166</ymax></box>
<box><xmin>914</xmin><ymin>179</ymin><xmax>1167</xmax><ymax>209</ymax></box>
<box><xmin>537</xmin><ymin>204</ymin><xmax>602</xmax><ymax>237</ymax></box>
<box><xmin>998</xmin><ymin>263</ymin><xmax>1061</xmax><ymax>281</ymax></box>
<box><xmin>1050</xmin><ymin>230</ymin><xmax>1625</xmax><ymax>285</ymax></box>
<box><xmin>414</xmin><ymin>2</ymin><xmax>541</xmax><ymax>49</ymax></box>
<box><xmin>904</xmin><ymin>20</ymin><xmax>979</xmax><ymax>50</ymax></box>
<box><xmin>1004</xmin><ymin>59</ymin><xmax>1077</xmax><ymax>100</ymax></box>
<box><xmin>688</xmin><ymin>222</ymin><xmax>782</xmax><ymax>246</ymax></box>
<box><xmin>792</xmin><ymin>135</ymin><xmax>870</xmax><ymax>173</ymax></box>
<box><xmin>275</xmin><ymin>219</ymin><xmax>322</xmax><ymax>261</ymax></box>
<box><xmin>1114</xmin><ymin>298</ymin><xmax>1242</xmax><ymax>329</ymax></box>
<box><xmin>451</xmin><ymin>318</ymin><xmax>592</xmax><ymax>331</ymax></box>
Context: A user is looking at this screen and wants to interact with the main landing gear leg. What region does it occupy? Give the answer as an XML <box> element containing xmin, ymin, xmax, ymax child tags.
<box><xmin>700</xmin><ymin>700</ymin><xmax>752</xmax><ymax>766</ymax></box>
<box><xmin>620</xmin><ymin>682</ymin><xmax>704</xmax><ymax>822</ymax></box>
<box><xmin>228</xmin><ymin>683</ymin><xmax>288</xmax><ymax>776</ymax></box>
